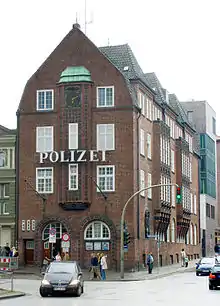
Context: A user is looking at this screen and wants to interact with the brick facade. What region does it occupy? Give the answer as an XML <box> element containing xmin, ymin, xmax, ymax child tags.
<box><xmin>17</xmin><ymin>24</ymin><xmax>200</xmax><ymax>270</ymax></box>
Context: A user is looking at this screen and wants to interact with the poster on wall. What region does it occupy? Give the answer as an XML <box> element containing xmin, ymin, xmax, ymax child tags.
<box><xmin>102</xmin><ymin>242</ymin><xmax>110</xmax><ymax>251</ymax></box>
<box><xmin>85</xmin><ymin>242</ymin><xmax>93</xmax><ymax>251</ymax></box>
<box><xmin>94</xmin><ymin>242</ymin><xmax>102</xmax><ymax>251</ymax></box>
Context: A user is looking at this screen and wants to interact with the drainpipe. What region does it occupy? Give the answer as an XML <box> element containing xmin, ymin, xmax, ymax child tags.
<box><xmin>136</xmin><ymin>108</ymin><xmax>141</xmax><ymax>271</ymax></box>
<box><xmin>15</xmin><ymin>110</ymin><xmax>20</xmax><ymax>249</ymax></box>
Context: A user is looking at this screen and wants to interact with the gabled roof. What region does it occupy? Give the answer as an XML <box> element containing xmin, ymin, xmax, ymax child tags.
<box><xmin>99</xmin><ymin>44</ymin><xmax>154</xmax><ymax>106</ymax></box>
<box><xmin>0</xmin><ymin>125</ymin><xmax>16</xmax><ymax>136</ymax></box>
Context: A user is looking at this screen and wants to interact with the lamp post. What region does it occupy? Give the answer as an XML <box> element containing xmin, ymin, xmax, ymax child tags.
<box><xmin>120</xmin><ymin>183</ymin><xmax>179</xmax><ymax>279</ymax></box>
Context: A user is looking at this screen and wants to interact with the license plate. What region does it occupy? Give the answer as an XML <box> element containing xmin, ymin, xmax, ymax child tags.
<box><xmin>202</xmin><ymin>270</ymin><xmax>209</xmax><ymax>272</ymax></box>
<box><xmin>53</xmin><ymin>287</ymin><xmax>66</xmax><ymax>291</ymax></box>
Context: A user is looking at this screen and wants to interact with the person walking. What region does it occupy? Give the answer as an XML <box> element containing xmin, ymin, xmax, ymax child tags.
<box><xmin>146</xmin><ymin>252</ymin><xmax>154</xmax><ymax>274</ymax></box>
<box><xmin>100</xmin><ymin>253</ymin><xmax>108</xmax><ymax>280</ymax></box>
<box><xmin>55</xmin><ymin>252</ymin><xmax>62</xmax><ymax>262</ymax></box>
<box><xmin>180</xmin><ymin>249</ymin><xmax>186</xmax><ymax>267</ymax></box>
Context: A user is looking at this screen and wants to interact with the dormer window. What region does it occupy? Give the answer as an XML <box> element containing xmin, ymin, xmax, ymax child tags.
<box><xmin>36</xmin><ymin>90</ymin><xmax>54</xmax><ymax>111</ymax></box>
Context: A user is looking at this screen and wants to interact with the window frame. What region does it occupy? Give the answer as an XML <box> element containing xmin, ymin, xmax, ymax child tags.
<box><xmin>97</xmin><ymin>124</ymin><xmax>115</xmax><ymax>151</ymax></box>
<box><xmin>147</xmin><ymin>133</ymin><xmax>151</xmax><ymax>159</ymax></box>
<box><xmin>147</xmin><ymin>173</ymin><xmax>152</xmax><ymax>199</ymax></box>
<box><xmin>68</xmin><ymin>123</ymin><xmax>79</xmax><ymax>150</ymax></box>
<box><xmin>140</xmin><ymin>129</ymin><xmax>145</xmax><ymax>156</ymax></box>
<box><xmin>36</xmin><ymin>89</ymin><xmax>54</xmax><ymax>111</ymax></box>
<box><xmin>96</xmin><ymin>86</ymin><xmax>114</xmax><ymax>107</ymax></box>
<box><xmin>36</xmin><ymin>126</ymin><xmax>54</xmax><ymax>153</ymax></box>
<box><xmin>171</xmin><ymin>150</ymin><xmax>175</xmax><ymax>173</ymax></box>
<box><xmin>97</xmin><ymin>165</ymin><xmax>115</xmax><ymax>192</ymax></box>
<box><xmin>140</xmin><ymin>169</ymin><xmax>145</xmax><ymax>197</ymax></box>
<box><xmin>84</xmin><ymin>221</ymin><xmax>111</xmax><ymax>240</ymax></box>
<box><xmin>36</xmin><ymin>167</ymin><xmax>54</xmax><ymax>194</ymax></box>
<box><xmin>68</xmin><ymin>164</ymin><xmax>78</xmax><ymax>191</ymax></box>
<box><xmin>2</xmin><ymin>202</ymin><xmax>9</xmax><ymax>215</ymax></box>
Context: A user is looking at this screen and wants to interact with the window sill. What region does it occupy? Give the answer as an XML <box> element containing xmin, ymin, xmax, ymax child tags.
<box><xmin>97</xmin><ymin>190</ymin><xmax>115</xmax><ymax>193</ymax></box>
<box><xmin>96</xmin><ymin>105</ymin><xmax>115</xmax><ymax>108</ymax></box>
<box><xmin>140</xmin><ymin>194</ymin><xmax>145</xmax><ymax>198</ymax></box>
<box><xmin>147</xmin><ymin>197</ymin><xmax>152</xmax><ymax>200</ymax></box>
<box><xmin>140</xmin><ymin>153</ymin><xmax>145</xmax><ymax>158</ymax></box>
<box><xmin>36</xmin><ymin>109</ymin><xmax>54</xmax><ymax>112</ymax></box>
<box><xmin>147</xmin><ymin>156</ymin><xmax>152</xmax><ymax>161</ymax></box>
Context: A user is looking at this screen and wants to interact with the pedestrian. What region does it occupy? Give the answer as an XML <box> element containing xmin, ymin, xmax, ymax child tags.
<box><xmin>180</xmin><ymin>249</ymin><xmax>186</xmax><ymax>267</ymax></box>
<box><xmin>4</xmin><ymin>243</ymin><xmax>10</xmax><ymax>257</ymax></box>
<box><xmin>55</xmin><ymin>252</ymin><xmax>61</xmax><ymax>261</ymax></box>
<box><xmin>184</xmin><ymin>255</ymin><xmax>189</xmax><ymax>267</ymax></box>
<box><xmin>100</xmin><ymin>253</ymin><xmax>108</xmax><ymax>280</ymax></box>
<box><xmin>146</xmin><ymin>252</ymin><xmax>154</xmax><ymax>274</ymax></box>
<box><xmin>89</xmin><ymin>253</ymin><xmax>101</xmax><ymax>280</ymax></box>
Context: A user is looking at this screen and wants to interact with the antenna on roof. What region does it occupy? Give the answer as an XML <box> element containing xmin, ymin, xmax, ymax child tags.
<box><xmin>76</xmin><ymin>12</ymin><xmax>78</xmax><ymax>23</ymax></box>
<box><xmin>84</xmin><ymin>0</ymin><xmax>93</xmax><ymax>35</ymax></box>
<box><xmin>108</xmin><ymin>38</ymin><xmax>110</xmax><ymax>46</ymax></box>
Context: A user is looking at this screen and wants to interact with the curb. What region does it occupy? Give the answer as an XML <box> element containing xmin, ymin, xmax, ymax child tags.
<box><xmin>0</xmin><ymin>292</ymin><xmax>26</xmax><ymax>300</ymax></box>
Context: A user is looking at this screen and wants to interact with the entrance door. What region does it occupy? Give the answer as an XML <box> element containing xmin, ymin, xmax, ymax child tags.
<box><xmin>25</xmin><ymin>240</ymin><xmax>34</xmax><ymax>264</ymax></box>
<box><xmin>42</xmin><ymin>222</ymin><xmax>68</xmax><ymax>261</ymax></box>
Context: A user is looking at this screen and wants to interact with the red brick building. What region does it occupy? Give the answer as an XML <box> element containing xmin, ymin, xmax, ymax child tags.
<box><xmin>16</xmin><ymin>24</ymin><xmax>200</xmax><ymax>269</ymax></box>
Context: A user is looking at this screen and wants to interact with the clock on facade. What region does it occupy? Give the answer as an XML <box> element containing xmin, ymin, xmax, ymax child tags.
<box><xmin>65</xmin><ymin>86</ymin><xmax>81</xmax><ymax>107</ymax></box>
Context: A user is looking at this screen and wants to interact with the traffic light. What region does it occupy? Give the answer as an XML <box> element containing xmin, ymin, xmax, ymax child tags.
<box><xmin>124</xmin><ymin>231</ymin><xmax>131</xmax><ymax>245</ymax></box>
<box><xmin>176</xmin><ymin>187</ymin><xmax>181</xmax><ymax>203</ymax></box>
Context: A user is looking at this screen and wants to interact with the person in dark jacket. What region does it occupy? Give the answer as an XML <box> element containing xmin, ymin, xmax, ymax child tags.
<box><xmin>4</xmin><ymin>243</ymin><xmax>10</xmax><ymax>257</ymax></box>
<box><xmin>90</xmin><ymin>253</ymin><xmax>101</xmax><ymax>280</ymax></box>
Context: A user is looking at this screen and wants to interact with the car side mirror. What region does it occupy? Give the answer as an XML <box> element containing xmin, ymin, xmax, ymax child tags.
<box><xmin>41</xmin><ymin>272</ymin><xmax>45</xmax><ymax>276</ymax></box>
<box><xmin>78</xmin><ymin>272</ymin><xmax>82</xmax><ymax>276</ymax></box>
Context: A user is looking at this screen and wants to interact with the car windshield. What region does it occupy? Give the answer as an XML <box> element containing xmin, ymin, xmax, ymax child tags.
<box><xmin>200</xmin><ymin>258</ymin><xmax>214</xmax><ymax>264</ymax></box>
<box><xmin>47</xmin><ymin>263</ymin><xmax>77</xmax><ymax>274</ymax></box>
<box><xmin>212</xmin><ymin>266</ymin><xmax>220</xmax><ymax>273</ymax></box>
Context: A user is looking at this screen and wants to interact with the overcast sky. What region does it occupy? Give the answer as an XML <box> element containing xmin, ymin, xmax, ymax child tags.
<box><xmin>1</xmin><ymin>0</ymin><xmax>219</xmax><ymax>132</ymax></box>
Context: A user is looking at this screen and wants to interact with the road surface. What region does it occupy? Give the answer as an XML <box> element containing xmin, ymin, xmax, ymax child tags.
<box><xmin>1</xmin><ymin>271</ymin><xmax>217</xmax><ymax>305</ymax></box>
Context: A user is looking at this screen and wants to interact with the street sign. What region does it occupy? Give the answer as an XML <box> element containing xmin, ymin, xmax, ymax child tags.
<box><xmin>61</xmin><ymin>241</ymin><xmax>70</xmax><ymax>248</ymax></box>
<box><xmin>62</xmin><ymin>233</ymin><xmax>70</xmax><ymax>242</ymax></box>
<box><xmin>49</xmin><ymin>228</ymin><xmax>56</xmax><ymax>235</ymax></box>
<box><xmin>146</xmin><ymin>235</ymin><xmax>158</xmax><ymax>239</ymax></box>
<box><xmin>124</xmin><ymin>245</ymin><xmax>128</xmax><ymax>252</ymax></box>
<box><xmin>49</xmin><ymin>234</ymin><xmax>56</xmax><ymax>243</ymax></box>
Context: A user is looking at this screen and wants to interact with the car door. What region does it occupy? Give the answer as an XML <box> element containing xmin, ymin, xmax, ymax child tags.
<box><xmin>76</xmin><ymin>263</ymin><xmax>83</xmax><ymax>286</ymax></box>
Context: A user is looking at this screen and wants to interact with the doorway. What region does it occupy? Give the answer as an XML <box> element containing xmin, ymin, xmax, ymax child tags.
<box><xmin>42</xmin><ymin>222</ymin><xmax>68</xmax><ymax>261</ymax></box>
<box><xmin>24</xmin><ymin>240</ymin><xmax>34</xmax><ymax>265</ymax></box>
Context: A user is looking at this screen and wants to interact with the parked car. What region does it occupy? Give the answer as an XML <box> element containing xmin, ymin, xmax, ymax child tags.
<box><xmin>196</xmin><ymin>257</ymin><xmax>217</xmax><ymax>276</ymax></box>
<box><xmin>39</xmin><ymin>261</ymin><xmax>84</xmax><ymax>297</ymax></box>
<box><xmin>209</xmin><ymin>264</ymin><xmax>220</xmax><ymax>290</ymax></box>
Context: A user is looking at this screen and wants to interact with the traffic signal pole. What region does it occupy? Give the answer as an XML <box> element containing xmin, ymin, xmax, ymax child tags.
<box><xmin>120</xmin><ymin>183</ymin><xmax>179</xmax><ymax>279</ymax></box>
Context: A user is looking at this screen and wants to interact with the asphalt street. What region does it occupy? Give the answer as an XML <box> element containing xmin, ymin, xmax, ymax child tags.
<box><xmin>2</xmin><ymin>271</ymin><xmax>219</xmax><ymax>305</ymax></box>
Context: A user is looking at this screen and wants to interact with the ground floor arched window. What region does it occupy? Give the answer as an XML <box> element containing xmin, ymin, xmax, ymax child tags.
<box><xmin>84</xmin><ymin>221</ymin><xmax>111</xmax><ymax>252</ymax></box>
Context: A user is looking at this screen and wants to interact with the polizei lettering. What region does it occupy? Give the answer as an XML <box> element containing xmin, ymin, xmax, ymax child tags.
<box><xmin>39</xmin><ymin>150</ymin><xmax>106</xmax><ymax>164</ymax></box>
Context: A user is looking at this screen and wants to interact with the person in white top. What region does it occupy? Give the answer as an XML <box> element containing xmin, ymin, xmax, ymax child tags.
<box><xmin>100</xmin><ymin>254</ymin><xmax>108</xmax><ymax>280</ymax></box>
<box><xmin>180</xmin><ymin>249</ymin><xmax>186</xmax><ymax>267</ymax></box>
<box><xmin>55</xmin><ymin>252</ymin><xmax>62</xmax><ymax>262</ymax></box>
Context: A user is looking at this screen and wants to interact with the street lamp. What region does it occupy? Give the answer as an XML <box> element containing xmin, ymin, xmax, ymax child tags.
<box><xmin>120</xmin><ymin>183</ymin><xmax>179</xmax><ymax>279</ymax></box>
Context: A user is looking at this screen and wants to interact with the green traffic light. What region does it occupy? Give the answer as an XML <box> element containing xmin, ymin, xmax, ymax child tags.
<box><xmin>176</xmin><ymin>195</ymin><xmax>181</xmax><ymax>199</ymax></box>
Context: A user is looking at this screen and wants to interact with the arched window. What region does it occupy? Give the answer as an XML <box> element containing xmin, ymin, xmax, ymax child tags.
<box><xmin>42</xmin><ymin>222</ymin><xmax>67</xmax><ymax>241</ymax></box>
<box><xmin>167</xmin><ymin>225</ymin><xmax>170</xmax><ymax>242</ymax></box>
<box><xmin>190</xmin><ymin>223</ymin><xmax>193</xmax><ymax>245</ymax></box>
<box><xmin>84</xmin><ymin>221</ymin><xmax>111</xmax><ymax>240</ymax></box>
<box><xmin>194</xmin><ymin>224</ymin><xmax>197</xmax><ymax>245</ymax></box>
<box><xmin>171</xmin><ymin>218</ymin><xmax>175</xmax><ymax>242</ymax></box>
<box><xmin>186</xmin><ymin>230</ymin><xmax>190</xmax><ymax>244</ymax></box>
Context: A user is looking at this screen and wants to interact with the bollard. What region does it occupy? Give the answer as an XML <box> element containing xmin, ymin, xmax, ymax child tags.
<box><xmin>11</xmin><ymin>272</ymin><xmax>14</xmax><ymax>292</ymax></box>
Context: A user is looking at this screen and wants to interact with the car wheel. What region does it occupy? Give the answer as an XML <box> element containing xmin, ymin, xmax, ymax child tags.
<box><xmin>81</xmin><ymin>285</ymin><xmax>84</xmax><ymax>294</ymax></box>
<box><xmin>209</xmin><ymin>285</ymin><xmax>214</xmax><ymax>290</ymax></box>
<box><xmin>39</xmin><ymin>288</ymin><xmax>48</xmax><ymax>297</ymax></box>
<box><xmin>75</xmin><ymin>285</ymin><xmax>82</xmax><ymax>297</ymax></box>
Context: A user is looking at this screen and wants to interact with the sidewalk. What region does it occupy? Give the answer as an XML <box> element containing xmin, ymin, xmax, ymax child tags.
<box><xmin>13</xmin><ymin>260</ymin><xmax>197</xmax><ymax>281</ymax></box>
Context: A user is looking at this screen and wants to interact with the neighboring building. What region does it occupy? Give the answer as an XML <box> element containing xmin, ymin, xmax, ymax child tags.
<box><xmin>181</xmin><ymin>100</ymin><xmax>217</xmax><ymax>256</ymax></box>
<box><xmin>0</xmin><ymin>125</ymin><xmax>16</xmax><ymax>248</ymax></box>
<box><xmin>17</xmin><ymin>24</ymin><xmax>200</xmax><ymax>269</ymax></box>
<box><xmin>216</xmin><ymin>136</ymin><xmax>220</xmax><ymax>245</ymax></box>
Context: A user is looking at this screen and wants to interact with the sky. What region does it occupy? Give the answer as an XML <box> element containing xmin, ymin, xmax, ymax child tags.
<box><xmin>0</xmin><ymin>0</ymin><xmax>220</xmax><ymax>132</ymax></box>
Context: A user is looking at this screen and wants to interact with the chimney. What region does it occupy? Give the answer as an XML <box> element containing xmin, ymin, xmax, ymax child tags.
<box><xmin>73</xmin><ymin>23</ymin><xmax>81</xmax><ymax>29</ymax></box>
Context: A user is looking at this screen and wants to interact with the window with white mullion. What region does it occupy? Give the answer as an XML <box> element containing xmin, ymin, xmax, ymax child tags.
<box><xmin>36</xmin><ymin>167</ymin><xmax>53</xmax><ymax>194</ymax></box>
<box><xmin>97</xmin><ymin>124</ymin><xmax>115</xmax><ymax>151</ymax></box>
<box><xmin>140</xmin><ymin>129</ymin><xmax>145</xmax><ymax>156</ymax></box>
<box><xmin>97</xmin><ymin>86</ymin><xmax>114</xmax><ymax>107</ymax></box>
<box><xmin>36</xmin><ymin>126</ymin><xmax>53</xmax><ymax>152</ymax></box>
<box><xmin>36</xmin><ymin>89</ymin><xmax>54</xmax><ymax>111</ymax></box>
<box><xmin>68</xmin><ymin>164</ymin><xmax>78</xmax><ymax>190</ymax></box>
<box><xmin>97</xmin><ymin>165</ymin><xmax>115</xmax><ymax>192</ymax></box>
<box><xmin>68</xmin><ymin>123</ymin><xmax>78</xmax><ymax>149</ymax></box>
<box><xmin>140</xmin><ymin>170</ymin><xmax>145</xmax><ymax>197</ymax></box>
